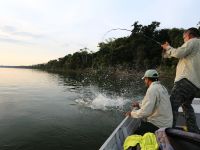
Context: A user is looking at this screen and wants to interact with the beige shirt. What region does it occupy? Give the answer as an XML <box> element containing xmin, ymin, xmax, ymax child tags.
<box><xmin>164</xmin><ymin>38</ymin><xmax>200</xmax><ymax>89</ymax></box>
<box><xmin>131</xmin><ymin>81</ymin><xmax>173</xmax><ymax>128</ymax></box>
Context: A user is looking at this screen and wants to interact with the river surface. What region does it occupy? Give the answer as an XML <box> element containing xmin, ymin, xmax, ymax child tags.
<box><xmin>0</xmin><ymin>68</ymin><xmax>172</xmax><ymax>150</ymax></box>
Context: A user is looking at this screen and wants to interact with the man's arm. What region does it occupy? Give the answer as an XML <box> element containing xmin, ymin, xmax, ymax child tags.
<box><xmin>130</xmin><ymin>88</ymin><xmax>157</xmax><ymax>118</ymax></box>
<box><xmin>161</xmin><ymin>40</ymin><xmax>194</xmax><ymax>59</ymax></box>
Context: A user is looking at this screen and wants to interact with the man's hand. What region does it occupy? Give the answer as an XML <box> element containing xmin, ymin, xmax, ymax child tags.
<box><xmin>161</xmin><ymin>42</ymin><xmax>170</xmax><ymax>50</ymax></box>
<box><xmin>125</xmin><ymin>111</ymin><xmax>131</xmax><ymax>117</ymax></box>
<box><xmin>132</xmin><ymin>101</ymin><xmax>140</xmax><ymax>109</ymax></box>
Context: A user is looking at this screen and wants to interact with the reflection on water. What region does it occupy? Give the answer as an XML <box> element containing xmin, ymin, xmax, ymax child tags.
<box><xmin>0</xmin><ymin>68</ymin><xmax>173</xmax><ymax>150</ymax></box>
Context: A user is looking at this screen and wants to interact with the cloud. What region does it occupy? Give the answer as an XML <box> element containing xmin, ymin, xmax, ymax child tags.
<box><xmin>0</xmin><ymin>25</ymin><xmax>45</xmax><ymax>45</ymax></box>
<box><xmin>14</xmin><ymin>31</ymin><xmax>43</xmax><ymax>38</ymax></box>
<box><xmin>1</xmin><ymin>25</ymin><xmax>17</xmax><ymax>32</ymax></box>
<box><xmin>0</xmin><ymin>37</ymin><xmax>32</xmax><ymax>45</ymax></box>
<box><xmin>0</xmin><ymin>25</ymin><xmax>44</xmax><ymax>39</ymax></box>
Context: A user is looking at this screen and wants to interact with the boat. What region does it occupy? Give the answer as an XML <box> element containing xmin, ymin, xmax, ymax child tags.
<box><xmin>99</xmin><ymin>98</ymin><xmax>200</xmax><ymax>150</ymax></box>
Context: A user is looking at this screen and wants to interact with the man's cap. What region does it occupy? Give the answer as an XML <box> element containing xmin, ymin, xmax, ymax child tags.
<box><xmin>142</xmin><ymin>69</ymin><xmax>159</xmax><ymax>79</ymax></box>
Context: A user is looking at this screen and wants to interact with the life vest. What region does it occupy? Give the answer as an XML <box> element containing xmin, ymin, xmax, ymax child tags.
<box><xmin>123</xmin><ymin>132</ymin><xmax>159</xmax><ymax>150</ymax></box>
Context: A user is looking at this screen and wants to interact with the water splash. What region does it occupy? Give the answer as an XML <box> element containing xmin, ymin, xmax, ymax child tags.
<box><xmin>91</xmin><ymin>94</ymin><xmax>128</xmax><ymax>110</ymax></box>
<box><xmin>75</xmin><ymin>93</ymin><xmax>129</xmax><ymax>111</ymax></box>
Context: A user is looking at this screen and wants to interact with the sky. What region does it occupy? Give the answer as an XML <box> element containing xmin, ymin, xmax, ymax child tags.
<box><xmin>0</xmin><ymin>0</ymin><xmax>200</xmax><ymax>66</ymax></box>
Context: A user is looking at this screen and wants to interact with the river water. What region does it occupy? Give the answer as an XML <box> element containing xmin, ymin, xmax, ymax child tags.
<box><xmin>0</xmin><ymin>68</ymin><xmax>172</xmax><ymax>150</ymax></box>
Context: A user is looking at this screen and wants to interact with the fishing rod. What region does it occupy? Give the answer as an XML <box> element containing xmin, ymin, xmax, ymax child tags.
<box><xmin>102</xmin><ymin>28</ymin><xmax>161</xmax><ymax>46</ymax></box>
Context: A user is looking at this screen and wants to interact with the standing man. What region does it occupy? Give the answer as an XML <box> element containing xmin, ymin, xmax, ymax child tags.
<box><xmin>126</xmin><ymin>69</ymin><xmax>173</xmax><ymax>135</ymax></box>
<box><xmin>161</xmin><ymin>27</ymin><xmax>200</xmax><ymax>133</ymax></box>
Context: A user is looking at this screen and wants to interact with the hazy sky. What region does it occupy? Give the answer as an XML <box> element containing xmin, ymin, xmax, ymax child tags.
<box><xmin>0</xmin><ymin>0</ymin><xmax>200</xmax><ymax>65</ymax></box>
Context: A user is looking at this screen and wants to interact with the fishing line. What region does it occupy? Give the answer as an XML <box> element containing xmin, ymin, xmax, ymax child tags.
<box><xmin>102</xmin><ymin>28</ymin><xmax>161</xmax><ymax>46</ymax></box>
<box><xmin>102</xmin><ymin>27</ymin><xmax>165</xmax><ymax>67</ymax></box>
<box><xmin>101</xmin><ymin>28</ymin><xmax>131</xmax><ymax>42</ymax></box>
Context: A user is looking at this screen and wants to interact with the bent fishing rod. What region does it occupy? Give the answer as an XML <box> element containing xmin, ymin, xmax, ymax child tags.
<box><xmin>102</xmin><ymin>28</ymin><xmax>161</xmax><ymax>46</ymax></box>
<box><xmin>102</xmin><ymin>27</ymin><xmax>166</xmax><ymax>65</ymax></box>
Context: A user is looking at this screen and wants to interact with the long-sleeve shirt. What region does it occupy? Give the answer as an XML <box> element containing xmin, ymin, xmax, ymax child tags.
<box><xmin>131</xmin><ymin>81</ymin><xmax>173</xmax><ymax>128</ymax></box>
<box><xmin>163</xmin><ymin>38</ymin><xmax>200</xmax><ymax>89</ymax></box>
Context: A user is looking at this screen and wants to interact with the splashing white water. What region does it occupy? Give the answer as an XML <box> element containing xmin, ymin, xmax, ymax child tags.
<box><xmin>75</xmin><ymin>93</ymin><xmax>129</xmax><ymax>111</ymax></box>
<box><xmin>90</xmin><ymin>94</ymin><xmax>127</xmax><ymax>110</ymax></box>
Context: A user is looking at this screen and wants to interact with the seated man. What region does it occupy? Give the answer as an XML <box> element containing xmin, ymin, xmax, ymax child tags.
<box><xmin>126</xmin><ymin>69</ymin><xmax>173</xmax><ymax>135</ymax></box>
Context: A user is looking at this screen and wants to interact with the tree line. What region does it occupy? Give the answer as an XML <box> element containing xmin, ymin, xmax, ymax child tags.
<box><xmin>32</xmin><ymin>21</ymin><xmax>200</xmax><ymax>71</ymax></box>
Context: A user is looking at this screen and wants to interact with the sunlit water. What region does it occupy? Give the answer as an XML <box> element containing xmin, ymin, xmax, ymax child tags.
<box><xmin>0</xmin><ymin>68</ymin><xmax>148</xmax><ymax>150</ymax></box>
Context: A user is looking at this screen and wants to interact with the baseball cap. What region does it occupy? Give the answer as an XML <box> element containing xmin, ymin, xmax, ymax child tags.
<box><xmin>142</xmin><ymin>69</ymin><xmax>159</xmax><ymax>80</ymax></box>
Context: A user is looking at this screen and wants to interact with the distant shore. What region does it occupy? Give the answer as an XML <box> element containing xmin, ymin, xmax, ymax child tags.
<box><xmin>0</xmin><ymin>66</ymin><xmax>31</xmax><ymax>69</ymax></box>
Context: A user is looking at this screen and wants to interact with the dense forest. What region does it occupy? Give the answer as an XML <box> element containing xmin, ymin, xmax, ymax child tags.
<box><xmin>32</xmin><ymin>21</ymin><xmax>200</xmax><ymax>72</ymax></box>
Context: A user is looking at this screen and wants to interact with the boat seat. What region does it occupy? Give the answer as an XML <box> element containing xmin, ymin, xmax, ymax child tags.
<box><xmin>165</xmin><ymin>128</ymin><xmax>200</xmax><ymax>150</ymax></box>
